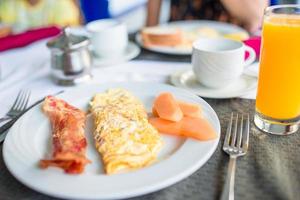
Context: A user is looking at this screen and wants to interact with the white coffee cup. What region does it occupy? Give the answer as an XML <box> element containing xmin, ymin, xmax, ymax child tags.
<box><xmin>192</xmin><ymin>38</ymin><xmax>256</xmax><ymax>88</ymax></box>
<box><xmin>86</xmin><ymin>19</ymin><xmax>128</xmax><ymax>58</ymax></box>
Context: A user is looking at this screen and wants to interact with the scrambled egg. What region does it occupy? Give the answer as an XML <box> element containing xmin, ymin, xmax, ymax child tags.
<box><xmin>90</xmin><ymin>89</ymin><xmax>163</xmax><ymax>174</ymax></box>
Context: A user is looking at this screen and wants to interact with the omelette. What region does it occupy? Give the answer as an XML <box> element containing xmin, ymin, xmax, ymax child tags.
<box><xmin>90</xmin><ymin>89</ymin><xmax>163</xmax><ymax>174</ymax></box>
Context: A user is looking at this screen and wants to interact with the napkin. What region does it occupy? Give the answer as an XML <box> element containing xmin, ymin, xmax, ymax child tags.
<box><xmin>243</xmin><ymin>36</ymin><xmax>261</xmax><ymax>60</ymax></box>
<box><xmin>0</xmin><ymin>26</ymin><xmax>61</xmax><ymax>52</ymax></box>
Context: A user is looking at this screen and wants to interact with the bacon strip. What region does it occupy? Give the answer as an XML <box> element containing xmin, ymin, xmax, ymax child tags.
<box><xmin>40</xmin><ymin>96</ymin><xmax>90</xmax><ymax>174</ymax></box>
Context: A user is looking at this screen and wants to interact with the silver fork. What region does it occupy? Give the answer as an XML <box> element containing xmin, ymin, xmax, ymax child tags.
<box><xmin>0</xmin><ymin>90</ymin><xmax>31</xmax><ymax>123</ymax></box>
<box><xmin>220</xmin><ymin>113</ymin><xmax>249</xmax><ymax>200</ymax></box>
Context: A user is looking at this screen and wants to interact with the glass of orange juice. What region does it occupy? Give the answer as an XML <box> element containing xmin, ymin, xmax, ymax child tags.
<box><xmin>255</xmin><ymin>5</ymin><xmax>300</xmax><ymax>135</ymax></box>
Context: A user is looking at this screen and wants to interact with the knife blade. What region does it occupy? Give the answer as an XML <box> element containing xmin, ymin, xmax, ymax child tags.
<box><xmin>0</xmin><ymin>90</ymin><xmax>64</xmax><ymax>143</ymax></box>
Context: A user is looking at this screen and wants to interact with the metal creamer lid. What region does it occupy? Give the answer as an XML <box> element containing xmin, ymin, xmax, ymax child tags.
<box><xmin>46</xmin><ymin>27</ymin><xmax>90</xmax><ymax>51</ymax></box>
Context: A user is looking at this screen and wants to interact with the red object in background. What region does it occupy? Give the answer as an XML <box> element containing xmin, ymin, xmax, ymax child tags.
<box><xmin>243</xmin><ymin>36</ymin><xmax>261</xmax><ymax>60</ymax></box>
<box><xmin>0</xmin><ymin>26</ymin><xmax>61</xmax><ymax>52</ymax></box>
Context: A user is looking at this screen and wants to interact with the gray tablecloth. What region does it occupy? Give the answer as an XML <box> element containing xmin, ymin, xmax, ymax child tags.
<box><xmin>1</xmin><ymin>48</ymin><xmax>300</xmax><ymax>200</ymax></box>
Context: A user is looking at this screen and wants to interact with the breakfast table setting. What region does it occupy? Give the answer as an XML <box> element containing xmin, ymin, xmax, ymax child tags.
<box><xmin>0</xmin><ymin>4</ymin><xmax>300</xmax><ymax>200</ymax></box>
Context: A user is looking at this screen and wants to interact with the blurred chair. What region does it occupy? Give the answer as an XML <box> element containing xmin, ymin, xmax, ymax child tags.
<box><xmin>110</xmin><ymin>0</ymin><xmax>170</xmax><ymax>33</ymax></box>
<box><xmin>271</xmin><ymin>0</ymin><xmax>300</xmax><ymax>4</ymax></box>
<box><xmin>109</xmin><ymin>0</ymin><xmax>147</xmax><ymax>33</ymax></box>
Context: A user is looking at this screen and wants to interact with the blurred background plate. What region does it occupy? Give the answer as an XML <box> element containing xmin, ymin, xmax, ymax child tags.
<box><xmin>136</xmin><ymin>20</ymin><xmax>249</xmax><ymax>55</ymax></box>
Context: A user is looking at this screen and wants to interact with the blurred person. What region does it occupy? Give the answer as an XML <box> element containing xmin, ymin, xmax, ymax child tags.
<box><xmin>80</xmin><ymin>0</ymin><xmax>110</xmax><ymax>23</ymax></box>
<box><xmin>0</xmin><ymin>0</ymin><xmax>81</xmax><ymax>32</ymax></box>
<box><xmin>147</xmin><ymin>0</ymin><xmax>269</xmax><ymax>33</ymax></box>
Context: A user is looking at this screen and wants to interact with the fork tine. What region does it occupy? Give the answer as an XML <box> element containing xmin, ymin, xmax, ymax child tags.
<box><xmin>23</xmin><ymin>91</ymin><xmax>31</xmax><ymax>109</ymax></box>
<box><xmin>230</xmin><ymin>113</ymin><xmax>238</xmax><ymax>146</ymax></box>
<box><xmin>224</xmin><ymin>113</ymin><xmax>233</xmax><ymax>147</ymax></box>
<box><xmin>14</xmin><ymin>90</ymin><xmax>26</xmax><ymax>111</ymax></box>
<box><xmin>15</xmin><ymin>90</ymin><xmax>25</xmax><ymax>111</ymax></box>
<box><xmin>242</xmin><ymin>114</ymin><xmax>250</xmax><ymax>151</ymax></box>
<box><xmin>19</xmin><ymin>90</ymin><xmax>30</xmax><ymax>111</ymax></box>
<box><xmin>10</xmin><ymin>90</ymin><xmax>23</xmax><ymax>111</ymax></box>
<box><xmin>237</xmin><ymin>114</ymin><xmax>243</xmax><ymax>148</ymax></box>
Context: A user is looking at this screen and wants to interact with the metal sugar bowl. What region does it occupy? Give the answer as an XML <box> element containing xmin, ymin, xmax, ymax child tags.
<box><xmin>47</xmin><ymin>27</ymin><xmax>92</xmax><ymax>85</ymax></box>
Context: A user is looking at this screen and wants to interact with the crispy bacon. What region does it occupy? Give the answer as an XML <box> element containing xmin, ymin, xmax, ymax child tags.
<box><xmin>40</xmin><ymin>96</ymin><xmax>90</xmax><ymax>174</ymax></box>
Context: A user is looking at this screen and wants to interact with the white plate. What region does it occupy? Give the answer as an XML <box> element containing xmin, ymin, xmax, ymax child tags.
<box><xmin>92</xmin><ymin>42</ymin><xmax>141</xmax><ymax>67</ymax></box>
<box><xmin>136</xmin><ymin>20</ymin><xmax>248</xmax><ymax>55</ymax></box>
<box><xmin>3</xmin><ymin>82</ymin><xmax>220</xmax><ymax>200</ymax></box>
<box><xmin>170</xmin><ymin>70</ymin><xmax>257</xmax><ymax>99</ymax></box>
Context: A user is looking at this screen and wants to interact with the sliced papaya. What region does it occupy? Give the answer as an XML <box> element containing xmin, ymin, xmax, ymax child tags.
<box><xmin>152</xmin><ymin>100</ymin><xmax>202</xmax><ymax>118</ymax></box>
<box><xmin>177</xmin><ymin>101</ymin><xmax>202</xmax><ymax>118</ymax></box>
<box><xmin>180</xmin><ymin>117</ymin><xmax>217</xmax><ymax>140</ymax></box>
<box><xmin>149</xmin><ymin>117</ymin><xmax>217</xmax><ymax>141</ymax></box>
<box><xmin>152</xmin><ymin>106</ymin><xmax>159</xmax><ymax>117</ymax></box>
<box><xmin>153</xmin><ymin>92</ymin><xmax>183</xmax><ymax>122</ymax></box>
<box><xmin>148</xmin><ymin>117</ymin><xmax>182</xmax><ymax>136</ymax></box>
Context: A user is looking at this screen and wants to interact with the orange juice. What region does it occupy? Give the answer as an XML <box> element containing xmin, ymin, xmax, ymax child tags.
<box><xmin>256</xmin><ymin>15</ymin><xmax>300</xmax><ymax>120</ymax></box>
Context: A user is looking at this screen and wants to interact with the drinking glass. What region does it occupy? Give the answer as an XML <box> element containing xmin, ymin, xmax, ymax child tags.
<box><xmin>254</xmin><ymin>5</ymin><xmax>300</xmax><ymax>135</ymax></box>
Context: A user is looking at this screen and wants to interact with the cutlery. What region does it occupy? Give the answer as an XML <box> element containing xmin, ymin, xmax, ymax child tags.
<box><xmin>0</xmin><ymin>90</ymin><xmax>64</xmax><ymax>143</ymax></box>
<box><xmin>220</xmin><ymin>113</ymin><xmax>249</xmax><ymax>200</ymax></box>
<box><xmin>0</xmin><ymin>90</ymin><xmax>31</xmax><ymax>123</ymax></box>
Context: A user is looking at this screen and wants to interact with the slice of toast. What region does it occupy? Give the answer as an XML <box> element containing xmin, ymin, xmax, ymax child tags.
<box><xmin>141</xmin><ymin>27</ymin><xmax>183</xmax><ymax>47</ymax></box>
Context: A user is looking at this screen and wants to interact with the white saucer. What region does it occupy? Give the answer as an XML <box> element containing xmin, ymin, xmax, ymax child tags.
<box><xmin>92</xmin><ymin>42</ymin><xmax>140</xmax><ymax>67</ymax></box>
<box><xmin>170</xmin><ymin>69</ymin><xmax>258</xmax><ymax>99</ymax></box>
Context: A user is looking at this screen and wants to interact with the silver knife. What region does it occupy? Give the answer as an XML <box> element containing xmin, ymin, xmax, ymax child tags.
<box><xmin>0</xmin><ymin>90</ymin><xmax>64</xmax><ymax>143</ymax></box>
